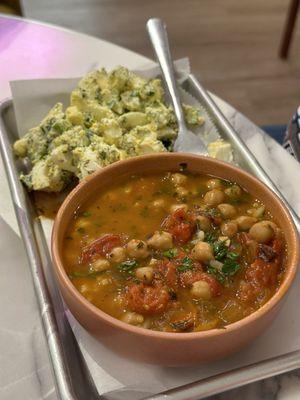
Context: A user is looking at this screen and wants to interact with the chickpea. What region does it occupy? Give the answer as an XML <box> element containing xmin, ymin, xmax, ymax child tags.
<box><xmin>266</xmin><ymin>221</ymin><xmax>280</xmax><ymax>234</ymax></box>
<box><xmin>171</xmin><ymin>173</ymin><xmax>187</xmax><ymax>186</ymax></box>
<box><xmin>91</xmin><ymin>258</ymin><xmax>110</xmax><ymax>272</ymax></box>
<box><xmin>195</xmin><ymin>215</ymin><xmax>211</xmax><ymax>232</ymax></box>
<box><xmin>236</xmin><ymin>216</ymin><xmax>257</xmax><ymax>231</ymax></box>
<box><xmin>191</xmin><ymin>242</ymin><xmax>214</xmax><ymax>263</ymax></box>
<box><xmin>218</xmin><ymin>236</ymin><xmax>230</xmax><ymax>246</ymax></box>
<box><xmin>147</xmin><ymin>231</ymin><xmax>173</xmax><ymax>250</ymax></box>
<box><xmin>221</xmin><ymin>221</ymin><xmax>238</xmax><ymax>238</ymax></box>
<box><xmin>247</xmin><ymin>205</ymin><xmax>265</xmax><ymax>218</ymax></box>
<box><xmin>203</xmin><ymin>189</ymin><xmax>225</xmax><ymax>206</ymax></box>
<box><xmin>175</xmin><ymin>186</ymin><xmax>188</xmax><ymax>198</ymax></box>
<box><xmin>217</xmin><ymin>203</ymin><xmax>237</xmax><ymax>219</ymax></box>
<box><xmin>108</xmin><ymin>247</ymin><xmax>126</xmax><ymax>263</ymax></box>
<box><xmin>148</xmin><ymin>258</ymin><xmax>159</xmax><ymax>267</ymax></box>
<box><xmin>96</xmin><ymin>276</ymin><xmax>113</xmax><ymax>286</ymax></box>
<box><xmin>126</xmin><ymin>239</ymin><xmax>149</xmax><ymax>259</ymax></box>
<box><xmin>135</xmin><ymin>266</ymin><xmax>154</xmax><ymax>283</ymax></box>
<box><xmin>170</xmin><ymin>203</ymin><xmax>188</xmax><ymax>213</ymax></box>
<box><xmin>79</xmin><ymin>283</ymin><xmax>94</xmax><ymax>295</ymax></box>
<box><xmin>191</xmin><ymin>280</ymin><xmax>212</xmax><ymax>300</ymax></box>
<box><xmin>225</xmin><ymin>184</ymin><xmax>242</xmax><ymax>200</ymax></box>
<box><xmin>122</xmin><ymin>312</ymin><xmax>144</xmax><ymax>326</ymax></box>
<box><xmin>249</xmin><ymin>221</ymin><xmax>276</xmax><ymax>243</ymax></box>
<box><xmin>207</xmin><ymin>178</ymin><xmax>223</xmax><ymax>190</ymax></box>
<box><xmin>152</xmin><ymin>198</ymin><xmax>166</xmax><ymax>209</ymax></box>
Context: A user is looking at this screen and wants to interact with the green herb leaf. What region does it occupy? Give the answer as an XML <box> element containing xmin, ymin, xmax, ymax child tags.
<box><xmin>177</xmin><ymin>257</ymin><xmax>193</xmax><ymax>272</ymax></box>
<box><xmin>205</xmin><ymin>208</ymin><xmax>220</xmax><ymax>218</ymax></box>
<box><xmin>163</xmin><ymin>248</ymin><xmax>178</xmax><ymax>259</ymax></box>
<box><xmin>222</xmin><ymin>258</ymin><xmax>240</xmax><ymax>276</ymax></box>
<box><xmin>204</xmin><ymin>232</ymin><xmax>217</xmax><ymax>243</ymax></box>
<box><xmin>213</xmin><ymin>241</ymin><xmax>228</xmax><ymax>261</ymax></box>
<box><xmin>117</xmin><ymin>260</ymin><xmax>138</xmax><ymax>274</ymax></box>
<box><xmin>206</xmin><ymin>265</ymin><xmax>225</xmax><ymax>284</ymax></box>
<box><xmin>81</xmin><ymin>211</ymin><xmax>91</xmax><ymax>217</ymax></box>
<box><xmin>207</xmin><ymin>250</ymin><xmax>240</xmax><ymax>282</ymax></box>
<box><xmin>226</xmin><ymin>252</ymin><xmax>239</xmax><ymax>261</ymax></box>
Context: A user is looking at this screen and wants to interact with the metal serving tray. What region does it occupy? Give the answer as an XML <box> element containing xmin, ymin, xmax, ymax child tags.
<box><xmin>0</xmin><ymin>75</ymin><xmax>299</xmax><ymax>400</ymax></box>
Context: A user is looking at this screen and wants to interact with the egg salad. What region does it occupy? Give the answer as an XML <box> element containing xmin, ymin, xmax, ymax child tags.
<box><xmin>13</xmin><ymin>66</ymin><xmax>226</xmax><ymax>192</ymax></box>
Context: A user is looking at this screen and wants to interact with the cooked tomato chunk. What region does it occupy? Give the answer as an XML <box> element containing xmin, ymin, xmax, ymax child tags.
<box><xmin>126</xmin><ymin>283</ymin><xmax>170</xmax><ymax>315</ymax></box>
<box><xmin>162</xmin><ymin>208</ymin><xmax>196</xmax><ymax>245</ymax></box>
<box><xmin>154</xmin><ymin>259</ymin><xmax>178</xmax><ymax>288</ymax></box>
<box><xmin>246</xmin><ymin>258</ymin><xmax>280</xmax><ymax>288</ymax></box>
<box><xmin>81</xmin><ymin>234</ymin><xmax>122</xmax><ymax>263</ymax></box>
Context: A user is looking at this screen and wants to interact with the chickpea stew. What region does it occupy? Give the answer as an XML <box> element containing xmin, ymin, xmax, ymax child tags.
<box><xmin>63</xmin><ymin>172</ymin><xmax>286</xmax><ymax>333</ymax></box>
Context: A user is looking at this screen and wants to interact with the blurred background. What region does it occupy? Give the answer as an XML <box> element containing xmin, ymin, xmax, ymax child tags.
<box><xmin>1</xmin><ymin>0</ymin><xmax>299</xmax><ymax>128</ymax></box>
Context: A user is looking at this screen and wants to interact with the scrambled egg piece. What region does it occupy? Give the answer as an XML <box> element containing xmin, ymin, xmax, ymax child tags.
<box><xmin>13</xmin><ymin>66</ymin><xmax>206</xmax><ymax>192</ymax></box>
<box><xmin>207</xmin><ymin>140</ymin><xmax>233</xmax><ymax>163</ymax></box>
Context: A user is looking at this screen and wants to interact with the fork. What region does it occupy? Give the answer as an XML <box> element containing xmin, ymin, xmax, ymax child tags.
<box><xmin>147</xmin><ymin>18</ymin><xmax>207</xmax><ymax>155</ymax></box>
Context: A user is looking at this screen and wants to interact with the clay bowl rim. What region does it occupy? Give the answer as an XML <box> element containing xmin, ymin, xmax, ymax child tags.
<box><xmin>51</xmin><ymin>153</ymin><xmax>299</xmax><ymax>341</ymax></box>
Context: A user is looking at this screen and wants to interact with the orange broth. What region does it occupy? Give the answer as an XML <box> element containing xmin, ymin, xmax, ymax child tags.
<box><xmin>63</xmin><ymin>172</ymin><xmax>286</xmax><ymax>332</ymax></box>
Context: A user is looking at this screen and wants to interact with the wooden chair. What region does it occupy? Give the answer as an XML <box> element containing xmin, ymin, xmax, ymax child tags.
<box><xmin>279</xmin><ymin>0</ymin><xmax>300</xmax><ymax>58</ymax></box>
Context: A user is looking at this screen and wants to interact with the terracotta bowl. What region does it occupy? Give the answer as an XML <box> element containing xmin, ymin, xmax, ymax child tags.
<box><xmin>51</xmin><ymin>153</ymin><xmax>299</xmax><ymax>366</ymax></box>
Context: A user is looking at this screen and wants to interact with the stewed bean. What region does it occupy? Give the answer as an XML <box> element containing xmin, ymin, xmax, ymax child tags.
<box><xmin>249</xmin><ymin>221</ymin><xmax>276</xmax><ymax>243</ymax></box>
<box><xmin>203</xmin><ymin>189</ymin><xmax>225</xmax><ymax>206</ymax></box>
<box><xmin>236</xmin><ymin>216</ymin><xmax>257</xmax><ymax>231</ymax></box>
<box><xmin>218</xmin><ymin>203</ymin><xmax>237</xmax><ymax>219</ymax></box>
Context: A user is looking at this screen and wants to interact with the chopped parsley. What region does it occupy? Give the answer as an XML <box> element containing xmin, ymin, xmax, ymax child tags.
<box><xmin>163</xmin><ymin>248</ymin><xmax>178</xmax><ymax>259</ymax></box>
<box><xmin>205</xmin><ymin>208</ymin><xmax>220</xmax><ymax>218</ymax></box>
<box><xmin>204</xmin><ymin>232</ymin><xmax>217</xmax><ymax>244</ymax></box>
<box><xmin>222</xmin><ymin>252</ymin><xmax>240</xmax><ymax>276</ymax></box>
<box><xmin>213</xmin><ymin>240</ymin><xmax>228</xmax><ymax>261</ymax></box>
<box><xmin>81</xmin><ymin>211</ymin><xmax>91</xmax><ymax>217</ymax></box>
<box><xmin>117</xmin><ymin>260</ymin><xmax>138</xmax><ymax>274</ymax></box>
<box><xmin>177</xmin><ymin>256</ymin><xmax>193</xmax><ymax>272</ymax></box>
<box><xmin>207</xmin><ymin>249</ymin><xmax>240</xmax><ymax>283</ymax></box>
<box><xmin>206</xmin><ymin>266</ymin><xmax>225</xmax><ymax>284</ymax></box>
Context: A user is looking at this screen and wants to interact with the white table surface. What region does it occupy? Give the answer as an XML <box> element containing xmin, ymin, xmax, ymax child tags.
<box><xmin>1</xmin><ymin>14</ymin><xmax>300</xmax><ymax>400</ymax></box>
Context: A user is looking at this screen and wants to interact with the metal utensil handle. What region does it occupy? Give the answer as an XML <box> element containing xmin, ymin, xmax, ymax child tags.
<box><xmin>0</xmin><ymin>107</ymin><xmax>76</xmax><ymax>400</ymax></box>
<box><xmin>147</xmin><ymin>18</ymin><xmax>186</xmax><ymax>131</ymax></box>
